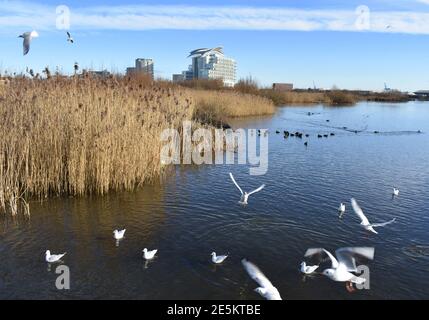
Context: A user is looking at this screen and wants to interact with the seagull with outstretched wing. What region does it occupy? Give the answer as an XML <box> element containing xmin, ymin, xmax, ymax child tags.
<box><xmin>18</xmin><ymin>30</ymin><xmax>38</xmax><ymax>55</ymax></box>
<box><xmin>241</xmin><ymin>259</ymin><xmax>282</xmax><ymax>300</ymax></box>
<box><xmin>305</xmin><ymin>247</ymin><xmax>374</xmax><ymax>286</ymax></box>
<box><xmin>351</xmin><ymin>198</ymin><xmax>396</xmax><ymax>234</ymax></box>
<box><xmin>229</xmin><ymin>173</ymin><xmax>265</xmax><ymax>205</ymax></box>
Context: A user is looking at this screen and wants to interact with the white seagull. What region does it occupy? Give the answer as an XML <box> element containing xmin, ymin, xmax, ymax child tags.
<box><xmin>18</xmin><ymin>30</ymin><xmax>39</xmax><ymax>55</ymax></box>
<box><xmin>67</xmin><ymin>31</ymin><xmax>74</xmax><ymax>43</ymax></box>
<box><xmin>241</xmin><ymin>259</ymin><xmax>282</xmax><ymax>300</ymax></box>
<box><xmin>305</xmin><ymin>247</ymin><xmax>374</xmax><ymax>284</ymax></box>
<box><xmin>143</xmin><ymin>248</ymin><xmax>158</xmax><ymax>260</ymax></box>
<box><xmin>229</xmin><ymin>173</ymin><xmax>265</xmax><ymax>205</ymax></box>
<box><xmin>45</xmin><ymin>250</ymin><xmax>66</xmax><ymax>263</ymax></box>
<box><xmin>338</xmin><ymin>203</ymin><xmax>346</xmax><ymax>214</ymax></box>
<box><xmin>351</xmin><ymin>198</ymin><xmax>396</xmax><ymax>234</ymax></box>
<box><xmin>300</xmin><ymin>262</ymin><xmax>319</xmax><ymax>275</ymax></box>
<box><xmin>113</xmin><ymin>229</ymin><xmax>126</xmax><ymax>240</ymax></box>
<box><xmin>393</xmin><ymin>187</ymin><xmax>399</xmax><ymax>196</ymax></box>
<box><xmin>211</xmin><ymin>252</ymin><xmax>228</xmax><ymax>264</ymax></box>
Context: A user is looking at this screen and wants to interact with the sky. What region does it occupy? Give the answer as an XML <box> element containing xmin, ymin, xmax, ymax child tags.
<box><xmin>0</xmin><ymin>0</ymin><xmax>429</xmax><ymax>91</ymax></box>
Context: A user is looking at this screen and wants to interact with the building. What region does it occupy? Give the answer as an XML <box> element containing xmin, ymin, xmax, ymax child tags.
<box><xmin>414</xmin><ymin>90</ymin><xmax>429</xmax><ymax>99</ymax></box>
<box><xmin>273</xmin><ymin>83</ymin><xmax>293</xmax><ymax>91</ymax></box>
<box><xmin>82</xmin><ymin>69</ymin><xmax>111</xmax><ymax>78</ymax></box>
<box><xmin>172</xmin><ymin>74</ymin><xmax>184</xmax><ymax>82</ymax></box>
<box><xmin>175</xmin><ymin>47</ymin><xmax>236</xmax><ymax>87</ymax></box>
<box><xmin>126</xmin><ymin>58</ymin><xmax>154</xmax><ymax>79</ymax></box>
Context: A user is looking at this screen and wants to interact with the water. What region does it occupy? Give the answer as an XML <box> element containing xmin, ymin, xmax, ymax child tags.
<box><xmin>1</xmin><ymin>101</ymin><xmax>429</xmax><ymax>300</ymax></box>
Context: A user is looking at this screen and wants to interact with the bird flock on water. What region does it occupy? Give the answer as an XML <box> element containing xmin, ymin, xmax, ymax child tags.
<box><xmin>46</xmin><ymin>171</ymin><xmax>399</xmax><ymax>300</ymax></box>
<box><xmin>18</xmin><ymin>29</ymin><xmax>401</xmax><ymax>300</ymax></box>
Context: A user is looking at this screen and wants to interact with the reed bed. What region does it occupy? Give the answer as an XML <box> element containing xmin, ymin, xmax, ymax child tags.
<box><xmin>0</xmin><ymin>76</ymin><xmax>275</xmax><ymax>216</ymax></box>
<box><xmin>191</xmin><ymin>89</ymin><xmax>275</xmax><ymax>123</ymax></box>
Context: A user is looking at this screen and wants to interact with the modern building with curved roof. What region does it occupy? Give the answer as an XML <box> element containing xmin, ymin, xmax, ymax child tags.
<box><xmin>175</xmin><ymin>47</ymin><xmax>236</xmax><ymax>87</ymax></box>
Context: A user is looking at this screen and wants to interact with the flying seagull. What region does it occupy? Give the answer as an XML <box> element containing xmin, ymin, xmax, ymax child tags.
<box><xmin>241</xmin><ymin>259</ymin><xmax>282</xmax><ymax>300</ymax></box>
<box><xmin>300</xmin><ymin>262</ymin><xmax>319</xmax><ymax>275</ymax></box>
<box><xmin>304</xmin><ymin>247</ymin><xmax>374</xmax><ymax>285</ymax></box>
<box><xmin>143</xmin><ymin>248</ymin><xmax>158</xmax><ymax>260</ymax></box>
<box><xmin>113</xmin><ymin>229</ymin><xmax>126</xmax><ymax>240</ymax></box>
<box><xmin>351</xmin><ymin>198</ymin><xmax>396</xmax><ymax>234</ymax></box>
<box><xmin>229</xmin><ymin>173</ymin><xmax>265</xmax><ymax>205</ymax></box>
<box><xmin>211</xmin><ymin>252</ymin><xmax>228</xmax><ymax>264</ymax></box>
<box><xmin>18</xmin><ymin>30</ymin><xmax>39</xmax><ymax>55</ymax></box>
<box><xmin>45</xmin><ymin>250</ymin><xmax>66</xmax><ymax>263</ymax></box>
<box><xmin>67</xmin><ymin>31</ymin><xmax>74</xmax><ymax>43</ymax></box>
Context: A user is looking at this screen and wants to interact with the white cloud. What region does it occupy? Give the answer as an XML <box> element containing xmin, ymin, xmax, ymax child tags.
<box><xmin>1</xmin><ymin>1</ymin><xmax>429</xmax><ymax>34</ymax></box>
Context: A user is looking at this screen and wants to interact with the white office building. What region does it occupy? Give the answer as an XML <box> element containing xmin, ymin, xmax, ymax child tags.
<box><xmin>126</xmin><ymin>58</ymin><xmax>154</xmax><ymax>79</ymax></box>
<box><xmin>187</xmin><ymin>47</ymin><xmax>236</xmax><ymax>87</ymax></box>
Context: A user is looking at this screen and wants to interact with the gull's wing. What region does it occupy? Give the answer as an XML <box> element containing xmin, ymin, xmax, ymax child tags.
<box><xmin>335</xmin><ymin>247</ymin><xmax>374</xmax><ymax>272</ymax></box>
<box><xmin>67</xmin><ymin>31</ymin><xmax>71</xmax><ymax>38</ymax></box>
<box><xmin>23</xmin><ymin>34</ymin><xmax>31</xmax><ymax>55</ymax></box>
<box><xmin>241</xmin><ymin>259</ymin><xmax>273</xmax><ymax>289</ymax></box>
<box><xmin>248</xmin><ymin>184</ymin><xmax>265</xmax><ymax>196</ymax></box>
<box><xmin>229</xmin><ymin>173</ymin><xmax>243</xmax><ymax>195</ymax></box>
<box><xmin>322</xmin><ymin>249</ymin><xmax>339</xmax><ymax>269</ymax></box>
<box><xmin>304</xmin><ymin>248</ymin><xmax>339</xmax><ymax>269</ymax></box>
<box><xmin>351</xmin><ymin>198</ymin><xmax>370</xmax><ymax>225</ymax></box>
<box><xmin>371</xmin><ymin>218</ymin><xmax>396</xmax><ymax>228</ymax></box>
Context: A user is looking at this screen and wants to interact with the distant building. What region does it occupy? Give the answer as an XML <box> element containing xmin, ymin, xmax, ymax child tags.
<box><xmin>172</xmin><ymin>74</ymin><xmax>184</xmax><ymax>82</ymax></box>
<box><xmin>175</xmin><ymin>47</ymin><xmax>236</xmax><ymax>87</ymax></box>
<box><xmin>126</xmin><ymin>58</ymin><xmax>154</xmax><ymax>79</ymax></box>
<box><xmin>273</xmin><ymin>83</ymin><xmax>293</xmax><ymax>91</ymax></box>
<box><xmin>82</xmin><ymin>69</ymin><xmax>111</xmax><ymax>78</ymax></box>
<box><xmin>414</xmin><ymin>90</ymin><xmax>429</xmax><ymax>98</ymax></box>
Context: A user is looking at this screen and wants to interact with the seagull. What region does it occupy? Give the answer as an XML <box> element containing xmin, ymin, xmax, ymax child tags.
<box><xmin>300</xmin><ymin>262</ymin><xmax>319</xmax><ymax>275</ymax></box>
<box><xmin>241</xmin><ymin>259</ymin><xmax>282</xmax><ymax>300</ymax></box>
<box><xmin>211</xmin><ymin>252</ymin><xmax>228</xmax><ymax>264</ymax></box>
<box><xmin>229</xmin><ymin>173</ymin><xmax>265</xmax><ymax>205</ymax></box>
<box><xmin>18</xmin><ymin>30</ymin><xmax>39</xmax><ymax>55</ymax></box>
<box><xmin>143</xmin><ymin>248</ymin><xmax>158</xmax><ymax>260</ymax></box>
<box><xmin>113</xmin><ymin>229</ymin><xmax>126</xmax><ymax>240</ymax></box>
<box><xmin>393</xmin><ymin>187</ymin><xmax>399</xmax><ymax>196</ymax></box>
<box><xmin>338</xmin><ymin>203</ymin><xmax>346</xmax><ymax>215</ymax></box>
<box><xmin>67</xmin><ymin>31</ymin><xmax>74</xmax><ymax>43</ymax></box>
<box><xmin>351</xmin><ymin>198</ymin><xmax>396</xmax><ymax>234</ymax></box>
<box><xmin>45</xmin><ymin>250</ymin><xmax>66</xmax><ymax>263</ymax></box>
<box><xmin>304</xmin><ymin>247</ymin><xmax>374</xmax><ymax>285</ymax></box>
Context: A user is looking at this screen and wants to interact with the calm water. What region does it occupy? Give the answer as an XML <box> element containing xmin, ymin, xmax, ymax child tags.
<box><xmin>1</xmin><ymin>101</ymin><xmax>429</xmax><ymax>300</ymax></box>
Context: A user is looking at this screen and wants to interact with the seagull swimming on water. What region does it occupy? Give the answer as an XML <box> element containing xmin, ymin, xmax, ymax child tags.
<box><xmin>229</xmin><ymin>173</ymin><xmax>265</xmax><ymax>205</ymax></box>
<box><xmin>143</xmin><ymin>248</ymin><xmax>158</xmax><ymax>260</ymax></box>
<box><xmin>300</xmin><ymin>262</ymin><xmax>319</xmax><ymax>275</ymax></box>
<box><xmin>241</xmin><ymin>259</ymin><xmax>282</xmax><ymax>300</ymax></box>
<box><xmin>338</xmin><ymin>203</ymin><xmax>346</xmax><ymax>215</ymax></box>
<box><xmin>66</xmin><ymin>31</ymin><xmax>74</xmax><ymax>43</ymax></box>
<box><xmin>45</xmin><ymin>250</ymin><xmax>66</xmax><ymax>263</ymax></box>
<box><xmin>351</xmin><ymin>198</ymin><xmax>396</xmax><ymax>234</ymax></box>
<box><xmin>211</xmin><ymin>252</ymin><xmax>228</xmax><ymax>264</ymax></box>
<box><xmin>393</xmin><ymin>187</ymin><xmax>399</xmax><ymax>197</ymax></box>
<box><xmin>304</xmin><ymin>247</ymin><xmax>374</xmax><ymax>285</ymax></box>
<box><xmin>113</xmin><ymin>229</ymin><xmax>126</xmax><ymax>240</ymax></box>
<box><xmin>18</xmin><ymin>30</ymin><xmax>39</xmax><ymax>55</ymax></box>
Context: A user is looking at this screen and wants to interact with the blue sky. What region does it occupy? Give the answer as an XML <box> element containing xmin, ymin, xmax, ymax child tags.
<box><xmin>1</xmin><ymin>0</ymin><xmax>429</xmax><ymax>91</ymax></box>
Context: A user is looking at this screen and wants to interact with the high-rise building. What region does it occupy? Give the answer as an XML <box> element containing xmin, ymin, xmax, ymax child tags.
<box><xmin>180</xmin><ymin>47</ymin><xmax>236</xmax><ymax>87</ymax></box>
<box><xmin>126</xmin><ymin>58</ymin><xmax>154</xmax><ymax>79</ymax></box>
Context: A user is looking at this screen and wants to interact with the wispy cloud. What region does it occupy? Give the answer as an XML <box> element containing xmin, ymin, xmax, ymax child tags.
<box><xmin>1</xmin><ymin>1</ymin><xmax>429</xmax><ymax>34</ymax></box>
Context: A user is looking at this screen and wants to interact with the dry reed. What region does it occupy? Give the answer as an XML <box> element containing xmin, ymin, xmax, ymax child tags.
<box><xmin>0</xmin><ymin>75</ymin><xmax>275</xmax><ymax>216</ymax></box>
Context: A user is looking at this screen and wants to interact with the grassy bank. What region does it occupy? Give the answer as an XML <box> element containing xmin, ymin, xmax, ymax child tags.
<box><xmin>0</xmin><ymin>76</ymin><xmax>274</xmax><ymax>215</ymax></box>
